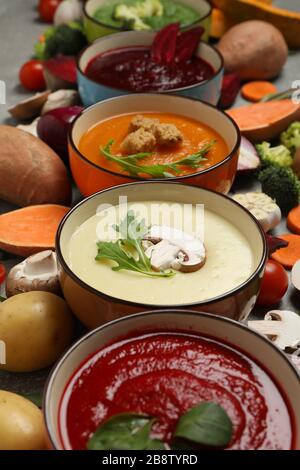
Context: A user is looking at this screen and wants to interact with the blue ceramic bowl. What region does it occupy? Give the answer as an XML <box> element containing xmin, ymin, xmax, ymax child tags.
<box><xmin>77</xmin><ymin>31</ymin><xmax>224</xmax><ymax>107</ymax></box>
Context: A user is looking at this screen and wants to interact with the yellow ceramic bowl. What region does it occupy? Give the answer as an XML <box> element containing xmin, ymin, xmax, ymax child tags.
<box><xmin>56</xmin><ymin>182</ymin><xmax>267</xmax><ymax>330</ymax></box>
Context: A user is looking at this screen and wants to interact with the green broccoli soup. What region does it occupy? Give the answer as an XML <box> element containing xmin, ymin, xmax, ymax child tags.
<box><xmin>93</xmin><ymin>0</ymin><xmax>201</xmax><ymax>30</ymax></box>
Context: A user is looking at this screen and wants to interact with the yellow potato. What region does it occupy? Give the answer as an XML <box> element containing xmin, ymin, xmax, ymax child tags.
<box><xmin>0</xmin><ymin>390</ymin><xmax>45</xmax><ymax>450</ymax></box>
<box><xmin>0</xmin><ymin>291</ymin><xmax>74</xmax><ymax>372</ymax></box>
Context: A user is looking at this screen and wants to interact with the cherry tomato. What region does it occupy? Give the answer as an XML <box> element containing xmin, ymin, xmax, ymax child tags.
<box><xmin>38</xmin><ymin>0</ymin><xmax>61</xmax><ymax>23</ymax></box>
<box><xmin>19</xmin><ymin>60</ymin><xmax>46</xmax><ymax>91</ymax></box>
<box><xmin>257</xmin><ymin>259</ymin><xmax>289</xmax><ymax>306</ymax></box>
<box><xmin>0</xmin><ymin>263</ymin><xmax>5</xmax><ymax>285</ymax></box>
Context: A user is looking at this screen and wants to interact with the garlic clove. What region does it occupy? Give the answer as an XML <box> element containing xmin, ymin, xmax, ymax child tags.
<box><xmin>292</xmin><ymin>260</ymin><xmax>300</xmax><ymax>291</ymax></box>
<box><xmin>232</xmin><ymin>192</ymin><xmax>281</xmax><ymax>232</ymax></box>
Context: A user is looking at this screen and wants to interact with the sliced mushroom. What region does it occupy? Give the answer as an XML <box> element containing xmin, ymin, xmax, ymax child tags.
<box><xmin>8</xmin><ymin>91</ymin><xmax>50</xmax><ymax>120</ymax></box>
<box><xmin>41</xmin><ymin>89</ymin><xmax>79</xmax><ymax>115</ymax></box>
<box><xmin>143</xmin><ymin>225</ymin><xmax>206</xmax><ymax>273</ymax></box>
<box><xmin>5</xmin><ymin>250</ymin><xmax>60</xmax><ymax>298</ymax></box>
<box><xmin>248</xmin><ymin>310</ymin><xmax>300</xmax><ymax>351</ymax></box>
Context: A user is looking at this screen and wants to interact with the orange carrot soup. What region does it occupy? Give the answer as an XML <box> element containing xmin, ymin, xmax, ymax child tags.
<box><xmin>78</xmin><ymin>112</ymin><xmax>228</xmax><ymax>178</ymax></box>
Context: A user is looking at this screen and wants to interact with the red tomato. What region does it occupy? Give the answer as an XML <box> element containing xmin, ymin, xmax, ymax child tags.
<box><xmin>257</xmin><ymin>259</ymin><xmax>289</xmax><ymax>306</ymax></box>
<box><xmin>19</xmin><ymin>60</ymin><xmax>46</xmax><ymax>91</ymax></box>
<box><xmin>38</xmin><ymin>0</ymin><xmax>61</xmax><ymax>23</ymax></box>
<box><xmin>0</xmin><ymin>263</ymin><xmax>5</xmax><ymax>285</ymax></box>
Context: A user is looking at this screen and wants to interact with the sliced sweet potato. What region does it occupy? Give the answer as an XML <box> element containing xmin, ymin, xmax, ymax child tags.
<box><xmin>0</xmin><ymin>205</ymin><xmax>69</xmax><ymax>257</ymax></box>
<box><xmin>227</xmin><ymin>100</ymin><xmax>300</xmax><ymax>142</ymax></box>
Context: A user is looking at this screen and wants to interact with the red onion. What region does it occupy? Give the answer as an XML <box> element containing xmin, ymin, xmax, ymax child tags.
<box><xmin>238</xmin><ymin>136</ymin><xmax>260</xmax><ymax>172</ymax></box>
<box><xmin>37</xmin><ymin>106</ymin><xmax>82</xmax><ymax>166</ymax></box>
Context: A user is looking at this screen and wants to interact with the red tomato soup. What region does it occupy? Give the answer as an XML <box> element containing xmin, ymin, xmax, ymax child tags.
<box><xmin>59</xmin><ymin>333</ymin><xmax>293</xmax><ymax>450</ymax></box>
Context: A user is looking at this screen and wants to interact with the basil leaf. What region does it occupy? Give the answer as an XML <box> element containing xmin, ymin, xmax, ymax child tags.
<box><xmin>174</xmin><ymin>402</ymin><xmax>233</xmax><ymax>448</ymax></box>
<box><xmin>87</xmin><ymin>413</ymin><xmax>165</xmax><ymax>450</ymax></box>
<box><xmin>0</xmin><ymin>295</ymin><xmax>6</xmax><ymax>302</ymax></box>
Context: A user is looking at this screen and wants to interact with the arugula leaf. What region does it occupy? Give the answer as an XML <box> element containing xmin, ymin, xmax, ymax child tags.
<box><xmin>174</xmin><ymin>402</ymin><xmax>233</xmax><ymax>448</ymax></box>
<box><xmin>87</xmin><ymin>413</ymin><xmax>165</xmax><ymax>450</ymax></box>
<box><xmin>95</xmin><ymin>211</ymin><xmax>175</xmax><ymax>278</ymax></box>
<box><xmin>100</xmin><ymin>140</ymin><xmax>215</xmax><ymax>178</ymax></box>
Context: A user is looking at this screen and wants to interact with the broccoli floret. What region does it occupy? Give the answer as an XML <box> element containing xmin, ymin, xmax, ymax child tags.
<box><xmin>256</xmin><ymin>141</ymin><xmax>293</xmax><ymax>168</ymax></box>
<box><xmin>114</xmin><ymin>4</ymin><xmax>150</xmax><ymax>30</ymax></box>
<box><xmin>114</xmin><ymin>0</ymin><xmax>163</xmax><ymax>30</ymax></box>
<box><xmin>34</xmin><ymin>22</ymin><xmax>87</xmax><ymax>60</ymax></box>
<box><xmin>258</xmin><ymin>166</ymin><xmax>300</xmax><ymax>214</ymax></box>
<box><xmin>280</xmin><ymin>122</ymin><xmax>300</xmax><ymax>155</ymax></box>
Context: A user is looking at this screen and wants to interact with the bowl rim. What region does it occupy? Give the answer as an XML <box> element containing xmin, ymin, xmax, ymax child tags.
<box><xmin>83</xmin><ymin>0</ymin><xmax>212</xmax><ymax>33</ymax></box>
<box><xmin>43</xmin><ymin>308</ymin><xmax>300</xmax><ymax>450</ymax></box>
<box><xmin>56</xmin><ymin>181</ymin><xmax>267</xmax><ymax>309</ymax></box>
<box><xmin>69</xmin><ymin>93</ymin><xmax>240</xmax><ymax>182</ymax></box>
<box><xmin>76</xmin><ymin>33</ymin><xmax>224</xmax><ymax>94</ymax></box>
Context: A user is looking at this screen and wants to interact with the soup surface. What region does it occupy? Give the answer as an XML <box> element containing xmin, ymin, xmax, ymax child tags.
<box><xmin>85</xmin><ymin>47</ymin><xmax>215</xmax><ymax>92</ymax></box>
<box><xmin>93</xmin><ymin>0</ymin><xmax>200</xmax><ymax>30</ymax></box>
<box><xmin>59</xmin><ymin>332</ymin><xmax>292</xmax><ymax>450</ymax></box>
<box><xmin>67</xmin><ymin>201</ymin><xmax>254</xmax><ymax>304</ymax></box>
<box><xmin>78</xmin><ymin>112</ymin><xmax>229</xmax><ymax>178</ymax></box>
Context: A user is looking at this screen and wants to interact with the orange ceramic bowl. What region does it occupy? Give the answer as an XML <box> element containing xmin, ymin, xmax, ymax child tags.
<box><xmin>69</xmin><ymin>94</ymin><xmax>240</xmax><ymax>197</ymax></box>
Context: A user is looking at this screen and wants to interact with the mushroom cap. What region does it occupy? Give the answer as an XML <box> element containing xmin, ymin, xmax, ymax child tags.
<box><xmin>5</xmin><ymin>250</ymin><xmax>61</xmax><ymax>298</ymax></box>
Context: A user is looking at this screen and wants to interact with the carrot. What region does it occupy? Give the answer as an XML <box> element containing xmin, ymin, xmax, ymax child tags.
<box><xmin>227</xmin><ymin>99</ymin><xmax>300</xmax><ymax>142</ymax></box>
<box><xmin>0</xmin><ymin>205</ymin><xmax>69</xmax><ymax>257</ymax></box>
<box><xmin>287</xmin><ymin>206</ymin><xmax>300</xmax><ymax>234</ymax></box>
<box><xmin>241</xmin><ymin>81</ymin><xmax>278</xmax><ymax>102</ymax></box>
<box><xmin>271</xmin><ymin>234</ymin><xmax>300</xmax><ymax>269</ymax></box>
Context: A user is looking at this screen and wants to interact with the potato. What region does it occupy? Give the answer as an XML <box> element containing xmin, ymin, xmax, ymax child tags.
<box><xmin>0</xmin><ymin>291</ymin><xmax>74</xmax><ymax>372</ymax></box>
<box><xmin>0</xmin><ymin>125</ymin><xmax>71</xmax><ymax>207</ymax></box>
<box><xmin>0</xmin><ymin>390</ymin><xmax>45</xmax><ymax>450</ymax></box>
<box><xmin>217</xmin><ymin>21</ymin><xmax>288</xmax><ymax>80</ymax></box>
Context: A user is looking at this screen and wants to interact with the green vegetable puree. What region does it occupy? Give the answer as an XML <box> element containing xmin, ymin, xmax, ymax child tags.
<box><xmin>93</xmin><ymin>0</ymin><xmax>201</xmax><ymax>30</ymax></box>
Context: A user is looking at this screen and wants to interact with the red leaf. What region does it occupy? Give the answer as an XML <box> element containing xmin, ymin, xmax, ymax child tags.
<box><xmin>44</xmin><ymin>55</ymin><xmax>77</xmax><ymax>84</ymax></box>
<box><xmin>175</xmin><ymin>26</ymin><xmax>205</xmax><ymax>63</ymax></box>
<box><xmin>151</xmin><ymin>23</ymin><xmax>180</xmax><ymax>65</ymax></box>
<box><xmin>266</xmin><ymin>234</ymin><xmax>289</xmax><ymax>255</ymax></box>
<box><xmin>219</xmin><ymin>74</ymin><xmax>241</xmax><ymax>109</ymax></box>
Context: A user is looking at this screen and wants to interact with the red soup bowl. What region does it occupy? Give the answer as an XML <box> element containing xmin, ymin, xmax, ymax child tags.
<box><xmin>56</xmin><ymin>182</ymin><xmax>267</xmax><ymax>330</ymax></box>
<box><xmin>68</xmin><ymin>94</ymin><xmax>240</xmax><ymax>197</ymax></box>
<box><xmin>44</xmin><ymin>310</ymin><xmax>300</xmax><ymax>450</ymax></box>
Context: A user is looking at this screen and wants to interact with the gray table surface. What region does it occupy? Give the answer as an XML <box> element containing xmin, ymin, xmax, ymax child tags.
<box><xmin>0</xmin><ymin>0</ymin><xmax>300</xmax><ymax>396</ymax></box>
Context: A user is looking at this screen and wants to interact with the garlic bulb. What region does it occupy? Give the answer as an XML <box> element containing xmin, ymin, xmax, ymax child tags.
<box><xmin>232</xmin><ymin>192</ymin><xmax>281</xmax><ymax>232</ymax></box>
<box><xmin>54</xmin><ymin>0</ymin><xmax>83</xmax><ymax>26</ymax></box>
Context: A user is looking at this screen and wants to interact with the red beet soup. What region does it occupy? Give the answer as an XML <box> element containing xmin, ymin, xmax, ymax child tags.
<box><xmin>84</xmin><ymin>46</ymin><xmax>215</xmax><ymax>93</ymax></box>
<box><xmin>59</xmin><ymin>332</ymin><xmax>292</xmax><ymax>450</ymax></box>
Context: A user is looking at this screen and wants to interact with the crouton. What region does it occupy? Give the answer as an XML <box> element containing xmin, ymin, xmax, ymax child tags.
<box><xmin>155</xmin><ymin>123</ymin><xmax>183</xmax><ymax>146</ymax></box>
<box><xmin>129</xmin><ymin>115</ymin><xmax>160</xmax><ymax>133</ymax></box>
<box><xmin>121</xmin><ymin>128</ymin><xmax>156</xmax><ymax>154</ymax></box>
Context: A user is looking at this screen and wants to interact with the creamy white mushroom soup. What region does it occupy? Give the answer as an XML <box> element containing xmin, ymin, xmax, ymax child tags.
<box><xmin>67</xmin><ymin>201</ymin><xmax>254</xmax><ymax>305</ymax></box>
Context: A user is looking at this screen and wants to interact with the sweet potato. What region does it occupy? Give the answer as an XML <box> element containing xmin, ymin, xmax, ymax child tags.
<box><xmin>214</xmin><ymin>0</ymin><xmax>300</xmax><ymax>48</ymax></box>
<box><xmin>0</xmin><ymin>205</ymin><xmax>69</xmax><ymax>257</ymax></box>
<box><xmin>0</xmin><ymin>125</ymin><xmax>71</xmax><ymax>207</ymax></box>
<box><xmin>227</xmin><ymin>100</ymin><xmax>300</xmax><ymax>142</ymax></box>
<box><xmin>217</xmin><ymin>20</ymin><xmax>288</xmax><ymax>80</ymax></box>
